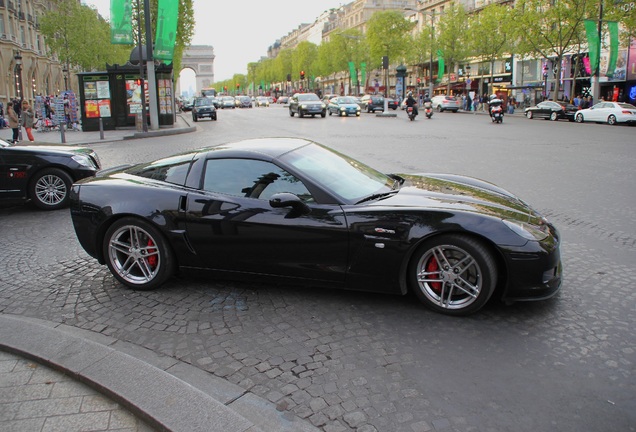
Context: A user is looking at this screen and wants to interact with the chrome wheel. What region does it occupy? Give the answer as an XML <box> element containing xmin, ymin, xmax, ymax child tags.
<box><xmin>104</xmin><ymin>218</ymin><xmax>174</xmax><ymax>290</ymax></box>
<box><xmin>608</xmin><ymin>115</ymin><xmax>617</xmax><ymax>125</ymax></box>
<box><xmin>411</xmin><ymin>235</ymin><xmax>496</xmax><ymax>315</ymax></box>
<box><xmin>575</xmin><ymin>113</ymin><xmax>584</xmax><ymax>123</ymax></box>
<box><xmin>30</xmin><ymin>168</ymin><xmax>72</xmax><ymax>210</ymax></box>
<box><xmin>550</xmin><ymin>112</ymin><xmax>558</xmax><ymax>121</ymax></box>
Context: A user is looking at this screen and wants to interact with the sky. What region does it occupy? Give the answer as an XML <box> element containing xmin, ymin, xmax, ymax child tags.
<box><xmin>85</xmin><ymin>0</ymin><xmax>346</xmax><ymax>92</ymax></box>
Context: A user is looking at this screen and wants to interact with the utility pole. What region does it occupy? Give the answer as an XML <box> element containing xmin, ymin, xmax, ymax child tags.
<box><xmin>144</xmin><ymin>0</ymin><xmax>159</xmax><ymax>131</ymax></box>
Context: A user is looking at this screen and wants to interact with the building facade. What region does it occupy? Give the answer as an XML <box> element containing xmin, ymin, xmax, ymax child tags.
<box><xmin>1</xmin><ymin>0</ymin><xmax>69</xmax><ymax>106</ymax></box>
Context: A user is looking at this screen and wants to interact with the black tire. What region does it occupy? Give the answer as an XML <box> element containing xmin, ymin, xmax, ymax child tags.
<box><xmin>550</xmin><ymin>112</ymin><xmax>558</xmax><ymax>121</ymax></box>
<box><xmin>192</xmin><ymin>115</ymin><xmax>198</xmax><ymax>122</ymax></box>
<box><xmin>409</xmin><ymin>234</ymin><xmax>497</xmax><ymax>316</ymax></box>
<box><xmin>29</xmin><ymin>167</ymin><xmax>73</xmax><ymax>210</ymax></box>
<box><xmin>437</xmin><ymin>106</ymin><xmax>443</xmax><ymax>112</ymax></box>
<box><xmin>608</xmin><ymin>115</ymin><xmax>617</xmax><ymax>125</ymax></box>
<box><xmin>575</xmin><ymin>113</ymin><xmax>584</xmax><ymax>123</ymax></box>
<box><xmin>527</xmin><ymin>111</ymin><xmax>533</xmax><ymax>119</ymax></box>
<box><xmin>103</xmin><ymin>217</ymin><xmax>175</xmax><ymax>290</ymax></box>
<box><xmin>320</xmin><ymin>112</ymin><xmax>326</xmax><ymax>118</ymax></box>
<box><xmin>300</xmin><ymin>111</ymin><xmax>305</xmax><ymax>118</ymax></box>
<box><xmin>329</xmin><ymin>110</ymin><xmax>333</xmax><ymax>116</ymax></box>
<box><xmin>289</xmin><ymin>109</ymin><xmax>294</xmax><ymax>117</ymax></box>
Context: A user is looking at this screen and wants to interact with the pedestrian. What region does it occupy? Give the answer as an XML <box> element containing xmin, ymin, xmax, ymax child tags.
<box><xmin>20</xmin><ymin>100</ymin><xmax>35</xmax><ymax>142</ymax></box>
<box><xmin>7</xmin><ymin>102</ymin><xmax>20</xmax><ymax>143</ymax></box>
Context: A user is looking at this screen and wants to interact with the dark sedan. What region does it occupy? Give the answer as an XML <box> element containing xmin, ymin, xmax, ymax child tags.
<box><xmin>288</xmin><ymin>93</ymin><xmax>326</xmax><ymax>118</ymax></box>
<box><xmin>0</xmin><ymin>139</ymin><xmax>101</xmax><ymax>210</ymax></box>
<box><xmin>524</xmin><ymin>101</ymin><xmax>578</xmax><ymax>121</ymax></box>
<box><xmin>359</xmin><ymin>95</ymin><xmax>385</xmax><ymax>113</ymax></box>
<box><xmin>69</xmin><ymin>138</ymin><xmax>561</xmax><ymax>316</ymax></box>
<box><xmin>191</xmin><ymin>97</ymin><xmax>217</xmax><ymax>122</ymax></box>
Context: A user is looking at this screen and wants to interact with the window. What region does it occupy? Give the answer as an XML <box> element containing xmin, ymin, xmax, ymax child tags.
<box><xmin>126</xmin><ymin>154</ymin><xmax>194</xmax><ymax>186</ymax></box>
<box><xmin>204</xmin><ymin>159</ymin><xmax>313</xmax><ymax>202</ymax></box>
<box><xmin>0</xmin><ymin>13</ymin><xmax>5</xmax><ymax>34</ymax></box>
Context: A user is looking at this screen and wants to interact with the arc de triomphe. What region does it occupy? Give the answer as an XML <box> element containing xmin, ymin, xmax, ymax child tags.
<box><xmin>176</xmin><ymin>45</ymin><xmax>215</xmax><ymax>96</ymax></box>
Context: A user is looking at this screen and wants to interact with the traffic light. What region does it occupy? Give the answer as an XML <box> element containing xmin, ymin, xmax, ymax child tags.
<box><xmin>236</xmin><ymin>83</ymin><xmax>240</xmax><ymax>89</ymax></box>
<box><xmin>224</xmin><ymin>86</ymin><xmax>227</xmax><ymax>92</ymax></box>
<box><xmin>382</xmin><ymin>56</ymin><xmax>388</xmax><ymax>69</ymax></box>
<box><xmin>300</xmin><ymin>70</ymin><xmax>305</xmax><ymax>80</ymax></box>
<box><xmin>417</xmin><ymin>78</ymin><xmax>421</xmax><ymax>84</ymax></box>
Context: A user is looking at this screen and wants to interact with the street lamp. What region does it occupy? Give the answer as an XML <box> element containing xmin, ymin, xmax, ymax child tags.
<box><xmin>14</xmin><ymin>51</ymin><xmax>23</xmax><ymax>100</ymax></box>
<box><xmin>543</xmin><ymin>64</ymin><xmax>549</xmax><ymax>100</ymax></box>
<box><xmin>62</xmin><ymin>67</ymin><xmax>69</xmax><ymax>91</ymax></box>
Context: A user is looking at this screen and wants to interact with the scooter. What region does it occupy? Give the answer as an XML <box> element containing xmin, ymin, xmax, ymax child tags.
<box><xmin>423</xmin><ymin>102</ymin><xmax>433</xmax><ymax>119</ymax></box>
<box><xmin>407</xmin><ymin>106</ymin><xmax>417</xmax><ymax>121</ymax></box>
<box><xmin>490</xmin><ymin>105</ymin><xmax>504</xmax><ymax>123</ymax></box>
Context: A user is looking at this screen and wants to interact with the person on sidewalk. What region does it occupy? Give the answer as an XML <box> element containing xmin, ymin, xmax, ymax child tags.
<box><xmin>21</xmin><ymin>100</ymin><xmax>35</xmax><ymax>142</ymax></box>
<box><xmin>7</xmin><ymin>102</ymin><xmax>20</xmax><ymax>143</ymax></box>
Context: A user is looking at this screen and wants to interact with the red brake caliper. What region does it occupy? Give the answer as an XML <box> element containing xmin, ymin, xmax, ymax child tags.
<box><xmin>426</xmin><ymin>256</ymin><xmax>442</xmax><ymax>292</ymax></box>
<box><xmin>147</xmin><ymin>239</ymin><xmax>157</xmax><ymax>268</ymax></box>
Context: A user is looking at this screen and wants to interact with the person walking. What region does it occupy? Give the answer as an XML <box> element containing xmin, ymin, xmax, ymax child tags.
<box><xmin>7</xmin><ymin>102</ymin><xmax>20</xmax><ymax>143</ymax></box>
<box><xmin>21</xmin><ymin>100</ymin><xmax>35</xmax><ymax>142</ymax></box>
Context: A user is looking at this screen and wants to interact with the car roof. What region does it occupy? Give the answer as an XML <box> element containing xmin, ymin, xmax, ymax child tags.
<box><xmin>199</xmin><ymin>138</ymin><xmax>314</xmax><ymax>160</ymax></box>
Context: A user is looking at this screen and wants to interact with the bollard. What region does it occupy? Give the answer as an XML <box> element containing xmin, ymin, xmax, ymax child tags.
<box><xmin>60</xmin><ymin>122</ymin><xmax>66</xmax><ymax>144</ymax></box>
<box><xmin>99</xmin><ymin>117</ymin><xmax>104</xmax><ymax>140</ymax></box>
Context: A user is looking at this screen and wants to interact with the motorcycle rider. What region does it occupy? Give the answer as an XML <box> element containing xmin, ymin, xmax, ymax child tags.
<box><xmin>488</xmin><ymin>94</ymin><xmax>503</xmax><ymax>114</ymax></box>
<box><xmin>405</xmin><ymin>91</ymin><xmax>418</xmax><ymax>117</ymax></box>
<box><xmin>422</xmin><ymin>93</ymin><xmax>432</xmax><ymax>109</ymax></box>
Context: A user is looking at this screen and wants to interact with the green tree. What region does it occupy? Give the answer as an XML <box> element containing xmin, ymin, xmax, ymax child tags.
<box><xmin>469</xmin><ymin>3</ymin><xmax>514</xmax><ymax>95</ymax></box>
<box><xmin>513</xmin><ymin>0</ymin><xmax>595</xmax><ymax>99</ymax></box>
<box><xmin>604</xmin><ymin>0</ymin><xmax>636</xmax><ymax>43</ymax></box>
<box><xmin>330</xmin><ymin>30</ymin><xmax>369</xmax><ymax>93</ymax></box>
<box><xmin>366</xmin><ymin>11</ymin><xmax>415</xmax><ymax>70</ymax></box>
<box><xmin>436</xmin><ymin>4</ymin><xmax>469</xmax><ymax>93</ymax></box>
<box><xmin>406</xmin><ymin>22</ymin><xmax>435</xmax><ymax>90</ymax></box>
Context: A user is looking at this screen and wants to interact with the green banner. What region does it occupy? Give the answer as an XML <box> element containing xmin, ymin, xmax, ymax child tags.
<box><xmin>584</xmin><ymin>19</ymin><xmax>600</xmax><ymax>73</ymax></box>
<box><xmin>360</xmin><ymin>63</ymin><xmax>366</xmax><ymax>88</ymax></box>
<box><xmin>110</xmin><ymin>0</ymin><xmax>133</xmax><ymax>44</ymax></box>
<box><xmin>437</xmin><ymin>50</ymin><xmax>444</xmax><ymax>83</ymax></box>
<box><xmin>348</xmin><ymin>61</ymin><xmax>357</xmax><ymax>85</ymax></box>
<box><xmin>607</xmin><ymin>21</ymin><xmax>619</xmax><ymax>78</ymax></box>
<box><xmin>155</xmin><ymin>0</ymin><xmax>179</xmax><ymax>62</ymax></box>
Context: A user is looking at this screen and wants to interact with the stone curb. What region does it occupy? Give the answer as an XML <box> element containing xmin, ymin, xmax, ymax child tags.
<box><xmin>0</xmin><ymin>314</ymin><xmax>318</xmax><ymax>432</ymax></box>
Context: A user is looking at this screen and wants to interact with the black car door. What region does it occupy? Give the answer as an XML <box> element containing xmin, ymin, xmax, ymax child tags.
<box><xmin>0</xmin><ymin>148</ymin><xmax>29</xmax><ymax>199</ymax></box>
<box><xmin>184</xmin><ymin>158</ymin><xmax>349</xmax><ymax>283</ymax></box>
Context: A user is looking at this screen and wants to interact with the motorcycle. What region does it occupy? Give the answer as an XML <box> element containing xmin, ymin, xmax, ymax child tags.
<box><xmin>490</xmin><ymin>104</ymin><xmax>504</xmax><ymax>123</ymax></box>
<box><xmin>407</xmin><ymin>106</ymin><xmax>417</xmax><ymax>121</ymax></box>
<box><xmin>423</xmin><ymin>102</ymin><xmax>433</xmax><ymax>119</ymax></box>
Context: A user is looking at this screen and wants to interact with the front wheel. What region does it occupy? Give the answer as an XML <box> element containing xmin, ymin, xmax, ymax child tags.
<box><xmin>575</xmin><ymin>113</ymin><xmax>584</xmax><ymax>123</ymax></box>
<box><xmin>550</xmin><ymin>112</ymin><xmax>558</xmax><ymax>121</ymax></box>
<box><xmin>409</xmin><ymin>234</ymin><xmax>497</xmax><ymax>316</ymax></box>
<box><xmin>608</xmin><ymin>115</ymin><xmax>617</xmax><ymax>125</ymax></box>
<box><xmin>289</xmin><ymin>109</ymin><xmax>295</xmax><ymax>117</ymax></box>
<box><xmin>103</xmin><ymin>217</ymin><xmax>175</xmax><ymax>290</ymax></box>
<box><xmin>29</xmin><ymin>168</ymin><xmax>73</xmax><ymax>210</ymax></box>
<box><xmin>527</xmin><ymin>111</ymin><xmax>533</xmax><ymax>119</ymax></box>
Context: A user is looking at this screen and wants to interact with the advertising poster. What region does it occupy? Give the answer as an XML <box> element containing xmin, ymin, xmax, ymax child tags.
<box><xmin>628</xmin><ymin>39</ymin><xmax>636</xmax><ymax>82</ymax></box>
<box><xmin>85</xmin><ymin>100</ymin><xmax>99</xmax><ymax>118</ymax></box>
<box><xmin>96</xmin><ymin>81</ymin><xmax>111</xmax><ymax>99</ymax></box>
<box><xmin>98</xmin><ymin>99</ymin><xmax>112</xmax><ymax>118</ymax></box>
<box><xmin>84</xmin><ymin>82</ymin><xmax>98</xmax><ymax>99</ymax></box>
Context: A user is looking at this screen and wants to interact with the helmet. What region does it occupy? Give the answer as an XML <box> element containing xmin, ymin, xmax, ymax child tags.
<box><xmin>407</xmin><ymin>91</ymin><xmax>413</xmax><ymax>97</ymax></box>
<box><xmin>425</xmin><ymin>93</ymin><xmax>429</xmax><ymax>98</ymax></box>
<box><xmin>490</xmin><ymin>94</ymin><xmax>498</xmax><ymax>101</ymax></box>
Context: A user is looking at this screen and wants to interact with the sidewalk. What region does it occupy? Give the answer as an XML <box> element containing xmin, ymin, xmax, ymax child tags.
<box><xmin>4</xmin><ymin>113</ymin><xmax>197</xmax><ymax>147</ymax></box>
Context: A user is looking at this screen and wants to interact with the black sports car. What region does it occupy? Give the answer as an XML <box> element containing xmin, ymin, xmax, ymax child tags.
<box><xmin>0</xmin><ymin>139</ymin><xmax>101</xmax><ymax>210</ymax></box>
<box><xmin>69</xmin><ymin>138</ymin><xmax>561</xmax><ymax>316</ymax></box>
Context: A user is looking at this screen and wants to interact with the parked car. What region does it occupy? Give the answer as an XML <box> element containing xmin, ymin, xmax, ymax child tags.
<box><xmin>181</xmin><ymin>98</ymin><xmax>194</xmax><ymax>111</ymax></box>
<box><xmin>288</xmin><ymin>93</ymin><xmax>327</xmax><ymax>118</ymax></box>
<box><xmin>277</xmin><ymin>96</ymin><xmax>289</xmax><ymax>104</ymax></box>
<box><xmin>69</xmin><ymin>137</ymin><xmax>561</xmax><ymax>316</ymax></box>
<box><xmin>0</xmin><ymin>139</ymin><xmax>101</xmax><ymax>210</ymax></box>
<box><xmin>524</xmin><ymin>101</ymin><xmax>578</xmax><ymax>121</ymax></box>
<box><xmin>574</xmin><ymin>101</ymin><xmax>636</xmax><ymax>125</ymax></box>
<box><xmin>359</xmin><ymin>95</ymin><xmax>385</xmax><ymax>113</ymax></box>
<box><xmin>431</xmin><ymin>95</ymin><xmax>460</xmax><ymax>112</ymax></box>
<box><xmin>191</xmin><ymin>97</ymin><xmax>217</xmax><ymax>122</ymax></box>
<box><xmin>237</xmin><ymin>96</ymin><xmax>253</xmax><ymax>108</ymax></box>
<box><xmin>220</xmin><ymin>96</ymin><xmax>236</xmax><ymax>109</ymax></box>
<box><xmin>327</xmin><ymin>96</ymin><xmax>361</xmax><ymax>117</ymax></box>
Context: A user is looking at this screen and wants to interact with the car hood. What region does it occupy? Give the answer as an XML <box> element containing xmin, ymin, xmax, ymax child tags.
<box><xmin>12</xmin><ymin>144</ymin><xmax>95</xmax><ymax>157</ymax></box>
<box><xmin>369</xmin><ymin>173</ymin><xmax>543</xmax><ymax>223</ymax></box>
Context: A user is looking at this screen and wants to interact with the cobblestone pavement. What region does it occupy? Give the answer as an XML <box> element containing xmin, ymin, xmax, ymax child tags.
<box><xmin>0</xmin><ymin>351</ymin><xmax>154</xmax><ymax>432</ymax></box>
<box><xmin>1</xmin><ymin>112</ymin><xmax>635</xmax><ymax>431</ymax></box>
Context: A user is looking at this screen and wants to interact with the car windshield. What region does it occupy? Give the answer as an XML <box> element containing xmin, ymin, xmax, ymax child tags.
<box><xmin>338</xmin><ymin>97</ymin><xmax>357</xmax><ymax>104</ymax></box>
<box><xmin>195</xmin><ymin>98</ymin><xmax>212</xmax><ymax>106</ymax></box>
<box><xmin>297</xmin><ymin>94</ymin><xmax>320</xmax><ymax>102</ymax></box>
<box><xmin>280</xmin><ymin>143</ymin><xmax>394</xmax><ymax>204</ymax></box>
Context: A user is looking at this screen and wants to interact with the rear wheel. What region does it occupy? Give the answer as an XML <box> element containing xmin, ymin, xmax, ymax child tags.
<box><xmin>550</xmin><ymin>112</ymin><xmax>558</xmax><ymax>121</ymax></box>
<box><xmin>608</xmin><ymin>115</ymin><xmax>617</xmax><ymax>125</ymax></box>
<box><xmin>527</xmin><ymin>111</ymin><xmax>533</xmax><ymax>119</ymax></box>
<box><xmin>409</xmin><ymin>234</ymin><xmax>497</xmax><ymax>316</ymax></box>
<box><xmin>103</xmin><ymin>217</ymin><xmax>175</xmax><ymax>290</ymax></box>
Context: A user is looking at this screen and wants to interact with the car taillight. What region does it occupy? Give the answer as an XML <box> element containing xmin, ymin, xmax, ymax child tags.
<box><xmin>622</xmin><ymin>110</ymin><xmax>633</xmax><ymax>115</ymax></box>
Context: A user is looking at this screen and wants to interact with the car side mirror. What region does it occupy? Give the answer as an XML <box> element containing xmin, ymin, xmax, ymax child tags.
<box><xmin>270</xmin><ymin>192</ymin><xmax>310</xmax><ymax>217</ymax></box>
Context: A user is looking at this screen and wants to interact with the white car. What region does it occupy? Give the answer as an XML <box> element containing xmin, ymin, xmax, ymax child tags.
<box><xmin>574</xmin><ymin>101</ymin><xmax>636</xmax><ymax>125</ymax></box>
<box><xmin>431</xmin><ymin>95</ymin><xmax>460</xmax><ymax>112</ymax></box>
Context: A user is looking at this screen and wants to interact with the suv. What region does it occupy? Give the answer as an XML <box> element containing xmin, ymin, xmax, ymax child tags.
<box><xmin>359</xmin><ymin>95</ymin><xmax>385</xmax><ymax>113</ymax></box>
<box><xmin>289</xmin><ymin>93</ymin><xmax>327</xmax><ymax>118</ymax></box>
<box><xmin>431</xmin><ymin>95</ymin><xmax>460</xmax><ymax>112</ymax></box>
<box><xmin>192</xmin><ymin>97</ymin><xmax>217</xmax><ymax>121</ymax></box>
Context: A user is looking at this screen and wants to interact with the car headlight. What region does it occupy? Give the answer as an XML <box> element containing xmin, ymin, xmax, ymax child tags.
<box><xmin>321</xmin><ymin>103</ymin><xmax>326</xmax><ymax>108</ymax></box>
<box><xmin>503</xmin><ymin>219</ymin><xmax>550</xmax><ymax>241</ymax></box>
<box><xmin>301</xmin><ymin>104</ymin><xmax>307</xmax><ymax>109</ymax></box>
<box><xmin>72</xmin><ymin>154</ymin><xmax>95</xmax><ymax>168</ymax></box>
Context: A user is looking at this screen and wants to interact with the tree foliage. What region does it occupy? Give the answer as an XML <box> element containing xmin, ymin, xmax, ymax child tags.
<box><xmin>366</xmin><ymin>11</ymin><xmax>415</xmax><ymax>68</ymax></box>
<box><xmin>436</xmin><ymin>4</ymin><xmax>469</xmax><ymax>89</ymax></box>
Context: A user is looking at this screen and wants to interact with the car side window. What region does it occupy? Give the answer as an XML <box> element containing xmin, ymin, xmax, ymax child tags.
<box><xmin>203</xmin><ymin>159</ymin><xmax>314</xmax><ymax>202</ymax></box>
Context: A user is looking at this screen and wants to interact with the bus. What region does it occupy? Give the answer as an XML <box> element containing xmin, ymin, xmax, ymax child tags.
<box><xmin>201</xmin><ymin>88</ymin><xmax>217</xmax><ymax>98</ymax></box>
